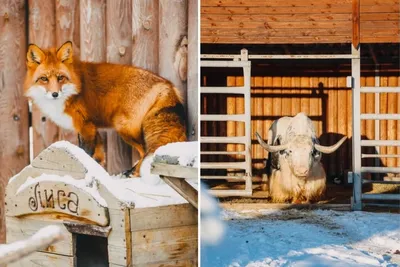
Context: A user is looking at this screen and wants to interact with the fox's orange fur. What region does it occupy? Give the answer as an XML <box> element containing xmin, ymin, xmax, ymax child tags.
<box><xmin>24</xmin><ymin>41</ymin><xmax>186</xmax><ymax>176</ymax></box>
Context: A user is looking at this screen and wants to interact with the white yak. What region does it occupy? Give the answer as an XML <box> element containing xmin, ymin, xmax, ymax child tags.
<box><xmin>256</xmin><ymin>112</ymin><xmax>346</xmax><ymax>203</ymax></box>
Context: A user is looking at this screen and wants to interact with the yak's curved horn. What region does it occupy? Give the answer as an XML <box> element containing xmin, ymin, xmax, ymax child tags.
<box><xmin>255</xmin><ymin>132</ymin><xmax>289</xmax><ymax>152</ymax></box>
<box><xmin>315</xmin><ymin>136</ymin><xmax>347</xmax><ymax>154</ymax></box>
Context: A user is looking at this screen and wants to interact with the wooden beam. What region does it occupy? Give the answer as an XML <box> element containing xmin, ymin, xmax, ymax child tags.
<box><xmin>151</xmin><ymin>162</ymin><xmax>197</xmax><ymax>180</ymax></box>
<box><xmin>63</xmin><ymin>221</ymin><xmax>111</xmax><ymax>237</ymax></box>
<box><xmin>160</xmin><ymin>176</ymin><xmax>198</xmax><ymax>209</ymax></box>
<box><xmin>106</xmin><ymin>0</ymin><xmax>133</xmax><ymax>175</ymax></box>
<box><xmin>352</xmin><ymin>0</ymin><xmax>360</xmax><ymax>49</ymax></box>
<box><xmin>0</xmin><ymin>0</ymin><xmax>30</xmax><ymax>243</ymax></box>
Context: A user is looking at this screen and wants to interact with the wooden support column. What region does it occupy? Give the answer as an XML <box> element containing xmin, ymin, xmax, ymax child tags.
<box><xmin>55</xmin><ymin>0</ymin><xmax>80</xmax><ymax>145</ymax></box>
<box><xmin>106</xmin><ymin>0</ymin><xmax>133</xmax><ymax>175</ymax></box>
<box><xmin>132</xmin><ymin>0</ymin><xmax>159</xmax><ymax>165</ymax></box>
<box><xmin>352</xmin><ymin>0</ymin><xmax>360</xmax><ymax>50</ymax></box>
<box><xmin>29</xmin><ymin>0</ymin><xmax>59</xmax><ymax>157</ymax></box>
<box><xmin>0</xmin><ymin>0</ymin><xmax>29</xmax><ymax>243</ymax></box>
<box><xmin>159</xmin><ymin>0</ymin><xmax>188</xmax><ymax>104</ymax></box>
<box><xmin>80</xmin><ymin>0</ymin><xmax>108</xmax><ymax>169</ymax></box>
<box><xmin>187</xmin><ymin>0</ymin><xmax>198</xmax><ymax>141</ymax></box>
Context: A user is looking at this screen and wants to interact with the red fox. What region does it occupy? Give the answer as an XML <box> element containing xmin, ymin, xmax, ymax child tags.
<box><xmin>24</xmin><ymin>41</ymin><xmax>187</xmax><ymax>176</ymax></box>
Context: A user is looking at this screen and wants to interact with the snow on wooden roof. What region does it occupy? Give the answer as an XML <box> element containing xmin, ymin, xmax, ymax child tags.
<box><xmin>6</xmin><ymin>141</ymin><xmax>198</xmax><ymax>225</ymax></box>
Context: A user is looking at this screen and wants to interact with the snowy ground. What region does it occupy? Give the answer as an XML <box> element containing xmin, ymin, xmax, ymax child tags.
<box><xmin>201</xmin><ymin>208</ymin><xmax>400</xmax><ymax>267</ymax></box>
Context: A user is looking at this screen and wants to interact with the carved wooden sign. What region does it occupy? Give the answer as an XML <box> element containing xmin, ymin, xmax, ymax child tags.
<box><xmin>6</xmin><ymin>181</ymin><xmax>109</xmax><ymax>226</ymax></box>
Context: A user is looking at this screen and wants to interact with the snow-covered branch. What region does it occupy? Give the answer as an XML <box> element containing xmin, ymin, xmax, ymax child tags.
<box><xmin>0</xmin><ymin>225</ymin><xmax>67</xmax><ymax>265</ymax></box>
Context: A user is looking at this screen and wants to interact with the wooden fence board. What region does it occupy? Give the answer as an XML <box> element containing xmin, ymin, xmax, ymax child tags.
<box><xmin>106</xmin><ymin>0</ymin><xmax>133</xmax><ymax>175</ymax></box>
<box><xmin>29</xmin><ymin>0</ymin><xmax>59</xmax><ymax>157</ymax></box>
<box><xmin>132</xmin><ymin>0</ymin><xmax>159</xmax><ymax>165</ymax></box>
<box><xmin>0</xmin><ymin>0</ymin><xmax>30</xmax><ymax>243</ymax></box>
<box><xmin>159</xmin><ymin>0</ymin><xmax>188</xmax><ymax>103</ymax></box>
<box><xmin>188</xmin><ymin>0</ymin><xmax>199</xmax><ymax>141</ymax></box>
<box><xmin>56</xmin><ymin>0</ymin><xmax>80</xmax><ymax>145</ymax></box>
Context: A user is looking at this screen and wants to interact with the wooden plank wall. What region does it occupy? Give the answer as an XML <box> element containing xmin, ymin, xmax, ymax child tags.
<box><xmin>201</xmin><ymin>0</ymin><xmax>399</xmax><ymax>44</ymax></box>
<box><xmin>0</xmin><ymin>0</ymin><xmax>195</xmax><ymax>242</ymax></box>
<box><xmin>0</xmin><ymin>0</ymin><xmax>30</xmax><ymax>244</ymax></box>
<box><xmin>201</xmin><ymin>75</ymin><xmax>400</xmax><ymax>180</ymax></box>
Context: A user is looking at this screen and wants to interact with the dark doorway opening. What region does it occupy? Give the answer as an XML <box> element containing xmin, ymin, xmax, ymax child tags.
<box><xmin>76</xmin><ymin>234</ymin><xmax>109</xmax><ymax>267</ymax></box>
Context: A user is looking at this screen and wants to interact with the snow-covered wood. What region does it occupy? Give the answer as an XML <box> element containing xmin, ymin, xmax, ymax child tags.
<box><xmin>5</xmin><ymin>141</ymin><xmax>198</xmax><ymax>266</ymax></box>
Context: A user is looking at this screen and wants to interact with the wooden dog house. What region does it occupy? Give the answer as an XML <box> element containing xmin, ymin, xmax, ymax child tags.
<box><xmin>5</xmin><ymin>142</ymin><xmax>198</xmax><ymax>267</ymax></box>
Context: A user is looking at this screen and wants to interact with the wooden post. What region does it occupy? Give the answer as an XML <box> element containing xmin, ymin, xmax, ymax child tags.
<box><xmin>29</xmin><ymin>0</ymin><xmax>59</xmax><ymax>157</ymax></box>
<box><xmin>80</xmin><ymin>0</ymin><xmax>108</xmax><ymax>168</ymax></box>
<box><xmin>328</xmin><ymin>77</ymin><xmax>338</xmax><ymax>176</ymax></box>
<box><xmin>352</xmin><ymin>0</ymin><xmax>360</xmax><ymax>49</ymax></box>
<box><xmin>55</xmin><ymin>0</ymin><xmax>80</xmax><ymax>145</ymax></box>
<box><xmin>132</xmin><ymin>0</ymin><xmax>159</xmax><ymax>73</ymax></box>
<box><xmin>187</xmin><ymin>0</ymin><xmax>198</xmax><ymax>141</ymax></box>
<box><xmin>106</xmin><ymin>0</ymin><xmax>133</xmax><ymax>175</ymax></box>
<box><xmin>132</xmin><ymin>0</ymin><xmax>159</xmax><ymax>165</ymax></box>
<box><xmin>0</xmin><ymin>0</ymin><xmax>30</xmax><ymax>243</ymax></box>
<box><xmin>159</xmin><ymin>0</ymin><xmax>188</xmax><ymax>103</ymax></box>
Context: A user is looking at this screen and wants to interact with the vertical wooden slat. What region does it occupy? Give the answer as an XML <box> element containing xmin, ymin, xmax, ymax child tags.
<box><xmin>380</xmin><ymin>76</ymin><xmax>388</xmax><ymax>167</ymax></box>
<box><xmin>236</xmin><ymin>76</ymin><xmax>245</xmax><ymax>161</ymax></box>
<box><xmin>319</xmin><ymin>77</ymin><xmax>328</xmax><ymax>169</ymax></box>
<box><xmin>310</xmin><ymin>77</ymin><xmax>320</xmax><ymax>136</ymax></box>
<box><xmin>328</xmin><ymin>77</ymin><xmax>338</xmax><ymax>176</ymax></box>
<box><xmin>80</xmin><ymin>0</ymin><xmax>106</xmax><ymax>168</ymax></box>
<box><xmin>281</xmin><ymin>77</ymin><xmax>291</xmax><ymax>117</ymax></box>
<box><xmin>105</xmin><ymin>0</ymin><xmax>133</xmax><ymax>175</ymax></box>
<box><xmin>291</xmin><ymin>77</ymin><xmax>301</xmax><ymax>115</ymax></box>
<box><xmin>187</xmin><ymin>0</ymin><xmax>198</xmax><ymax>141</ymax></box>
<box><xmin>226</xmin><ymin>76</ymin><xmax>236</xmax><ymax>174</ymax></box>
<box><xmin>254</xmin><ymin>77</ymin><xmax>263</xmax><ymax>173</ymax></box>
<box><xmin>132</xmin><ymin>0</ymin><xmax>159</xmax><ymax>73</ymax></box>
<box><xmin>365</xmin><ymin>77</ymin><xmax>375</xmax><ymax>169</ymax></box>
<box><xmin>56</xmin><ymin>0</ymin><xmax>80</xmax><ymax>145</ymax></box>
<box><xmin>352</xmin><ymin>0</ymin><xmax>360</xmax><ymax>49</ymax></box>
<box><xmin>300</xmin><ymin>77</ymin><xmax>310</xmax><ymax>115</ymax></box>
<box><xmin>132</xmin><ymin>0</ymin><xmax>159</xmax><ymax>165</ymax></box>
<box><xmin>264</xmin><ymin>77</ymin><xmax>275</xmax><ymax>159</ymax></box>
<box><xmin>80</xmin><ymin>0</ymin><xmax>106</xmax><ymax>61</ymax></box>
<box><xmin>387</xmin><ymin>76</ymin><xmax>397</xmax><ymax>168</ymax></box>
<box><xmin>29</xmin><ymin>0</ymin><xmax>59</xmax><ymax>157</ymax></box>
<box><xmin>337</xmin><ymin>77</ymin><xmax>348</xmax><ymax>173</ymax></box>
<box><xmin>159</xmin><ymin>0</ymin><xmax>188</xmax><ymax>103</ymax></box>
<box><xmin>0</xmin><ymin>0</ymin><xmax>29</xmax><ymax>243</ymax></box>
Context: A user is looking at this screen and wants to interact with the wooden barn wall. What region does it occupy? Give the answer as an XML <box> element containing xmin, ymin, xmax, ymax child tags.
<box><xmin>201</xmin><ymin>74</ymin><xmax>400</xmax><ymax>180</ymax></box>
<box><xmin>0</xmin><ymin>0</ymin><xmax>196</xmax><ymax>243</ymax></box>
<box><xmin>201</xmin><ymin>0</ymin><xmax>400</xmax><ymax>44</ymax></box>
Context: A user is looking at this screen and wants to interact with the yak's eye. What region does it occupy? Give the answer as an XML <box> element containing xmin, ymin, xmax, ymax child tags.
<box><xmin>58</xmin><ymin>75</ymin><xmax>65</xmax><ymax>82</ymax></box>
<box><xmin>40</xmin><ymin>76</ymin><xmax>48</xmax><ymax>82</ymax></box>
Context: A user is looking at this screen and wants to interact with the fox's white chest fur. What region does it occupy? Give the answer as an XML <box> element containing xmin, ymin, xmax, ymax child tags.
<box><xmin>26</xmin><ymin>85</ymin><xmax>76</xmax><ymax>131</ymax></box>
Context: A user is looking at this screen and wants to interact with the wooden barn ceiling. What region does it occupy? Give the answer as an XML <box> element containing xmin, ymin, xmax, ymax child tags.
<box><xmin>201</xmin><ymin>0</ymin><xmax>400</xmax><ymax>44</ymax></box>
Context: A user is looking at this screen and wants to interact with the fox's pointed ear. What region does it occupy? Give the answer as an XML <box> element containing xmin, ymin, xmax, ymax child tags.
<box><xmin>57</xmin><ymin>41</ymin><xmax>73</xmax><ymax>63</ymax></box>
<box><xmin>27</xmin><ymin>44</ymin><xmax>45</xmax><ymax>65</ymax></box>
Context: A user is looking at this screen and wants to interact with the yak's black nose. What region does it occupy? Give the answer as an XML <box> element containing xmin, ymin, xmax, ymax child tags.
<box><xmin>52</xmin><ymin>92</ymin><xmax>59</xmax><ymax>98</ymax></box>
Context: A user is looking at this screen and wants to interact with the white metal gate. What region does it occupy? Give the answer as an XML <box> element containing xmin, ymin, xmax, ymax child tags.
<box><xmin>200</xmin><ymin>51</ymin><xmax>253</xmax><ymax>196</ymax></box>
<box><xmin>350</xmin><ymin>46</ymin><xmax>400</xmax><ymax>210</ymax></box>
